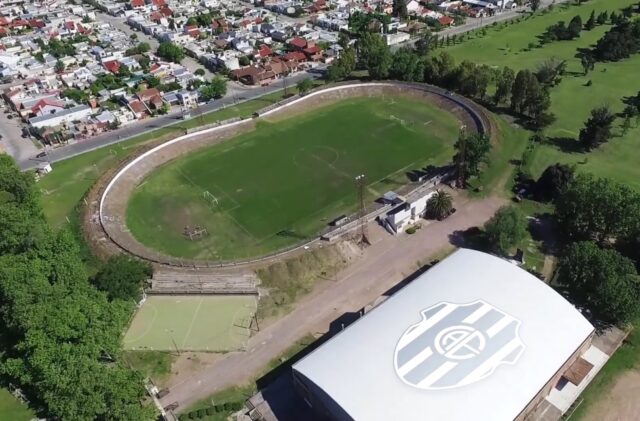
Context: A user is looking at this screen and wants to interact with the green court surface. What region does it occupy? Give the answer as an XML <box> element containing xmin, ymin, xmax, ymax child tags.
<box><xmin>126</xmin><ymin>96</ymin><xmax>460</xmax><ymax>260</ymax></box>
<box><xmin>123</xmin><ymin>295</ymin><xmax>257</xmax><ymax>352</ymax></box>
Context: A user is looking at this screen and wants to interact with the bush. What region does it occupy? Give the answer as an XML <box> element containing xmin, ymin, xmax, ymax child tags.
<box><xmin>406</xmin><ymin>227</ymin><xmax>417</xmax><ymax>234</ymax></box>
<box><xmin>197</xmin><ymin>409</ymin><xmax>205</xmax><ymax>418</ymax></box>
<box><xmin>205</xmin><ymin>407</ymin><xmax>214</xmax><ymax>416</ymax></box>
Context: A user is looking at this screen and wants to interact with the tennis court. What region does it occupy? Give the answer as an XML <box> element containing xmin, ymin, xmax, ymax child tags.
<box><xmin>123</xmin><ymin>295</ymin><xmax>258</xmax><ymax>352</ymax></box>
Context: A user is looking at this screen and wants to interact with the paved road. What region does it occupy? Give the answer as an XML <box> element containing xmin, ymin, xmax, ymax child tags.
<box><xmin>160</xmin><ymin>192</ymin><xmax>505</xmax><ymax>412</ymax></box>
<box><xmin>20</xmin><ymin>69</ymin><xmax>321</xmax><ymax>170</ymax></box>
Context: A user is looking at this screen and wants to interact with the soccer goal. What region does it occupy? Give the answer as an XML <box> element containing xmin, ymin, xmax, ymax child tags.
<box><xmin>202</xmin><ymin>191</ymin><xmax>219</xmax><ymax>208</ymax></box>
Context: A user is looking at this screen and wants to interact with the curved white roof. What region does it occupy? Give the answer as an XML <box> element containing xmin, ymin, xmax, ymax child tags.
<box><xmin>293</xmin><ymin>249</ymin><xmax>594</xmax><ymax>421</ymax></box>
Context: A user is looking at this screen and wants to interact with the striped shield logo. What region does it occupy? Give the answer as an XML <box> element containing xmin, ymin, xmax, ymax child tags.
<box><xmin>394</xmin><ymin>300</ymin><xmax>525</xmax><ymax>390</ymax></box>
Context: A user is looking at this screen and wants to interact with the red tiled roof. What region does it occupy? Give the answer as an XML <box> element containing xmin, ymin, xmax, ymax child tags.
<box><xmin>289</xmin><ymin>37</ymin><xmax>307</xmax><ymax>49</ymax></box>
<box><xmin>29</xmin><ymin>19</ymin><xmax>45</xmax><ymax>28</ymax></box>
<box><xmin>150</xmin><ymin>11</ymin><xmax>163</xmax><ymax>22</ymax></box>
<box><xmin>152</xmin><ymin>0</ymin><xmax>166</xmax><ymax>6</ymax></box>
<box><xmin>31</xmin><ymin>98</ymin><xmax>64</xmax><ymax>114</ymax></box>
<box><xmin>131</xmin><ymin>0</ymin><xmax>145</xmax><ymax>7</ymax></box>
<box><xmin>129</xmin><ymin>100</ymin><xmax>146</xmax><ymax>114</ymax></box>
<box><xmin>64</xmin><ymin>21</ymin><xmax>76</xmax><ymax>30</ymax></box>
<box><xmin>137</xmin><ymin>87</ymin><xmax>161</xmax><ymax>101</ymax></box>
<box><xmin>159</xmin><ymin>6</ymin><xmax>173</xmax><ymax>17</ymax></box>
<box><xmin>283</xmin><ymin>51</ymin><xmax>306</xmax><ymax>62</ymax></box>
<box><xmin>304</xmin><ymin>45</ymin><xmax>321</xmax><ymax>54</ymax></box>
<box><xmin>439</xmin><ymin>16</ymin><xmax>454</xmax><ymax>25</ymax></box>
<box><xmin>257</xmin><ymin>44</ymin><xmax>273</xmax><ymax>58</ymax></box>
<box><xmin>0</xmin><ymin>17</ymin><xmax>9</xmax><ymax>26</ymax></box>
<box><xmin>103</xmin><ymin>60</ymin><xmax>121</xmax><ymax>74</ymax></box>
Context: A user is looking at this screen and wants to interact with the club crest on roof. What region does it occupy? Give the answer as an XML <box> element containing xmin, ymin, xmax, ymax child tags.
<box><xmin>394</xmin><ymin>300</ymin><xmax>525</xmax><ymax>390</ymax></box>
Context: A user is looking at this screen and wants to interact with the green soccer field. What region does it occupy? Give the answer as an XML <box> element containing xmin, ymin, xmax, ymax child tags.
<box><xmin>445</xmin><ymin>0</ymin><xmax>640</xmax><ymax>187</ymax></box>
<box><xmin>123</xmin><ymin>295</ymin><xmax>257</xmax><ymax>352</ymax></box>
<box><xmin>126</xmin><ymin>96</ymin><xmax>461</xmax><ymax>260</ymax></box>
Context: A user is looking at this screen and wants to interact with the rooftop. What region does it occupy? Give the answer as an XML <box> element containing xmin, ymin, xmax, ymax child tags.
<box><xmin>293</xmin><ymin>249</ymin><xmax>594</xmax><ymax>421</ymax></box>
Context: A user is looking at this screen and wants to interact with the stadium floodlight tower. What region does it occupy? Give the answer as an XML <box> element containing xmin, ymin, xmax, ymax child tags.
<box><xmin>354</xmin><ymin>174</ymin><xmax>370</xmax><ymax>246</ymax></box>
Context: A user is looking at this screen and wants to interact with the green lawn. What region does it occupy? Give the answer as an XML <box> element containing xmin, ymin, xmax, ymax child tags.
<box><xmin>0</xmin><ymin>388</ymin><xmax>34</xmax><ymax>421</ymax></box>
<box><xmin>38</xmin><ymin>91</ymin><xmax>287</xmax><ymax>229</ymax></box>
<box><xmin>446</xmin><ymin>0</ymin><xmax>640</xmax><ymax>187</ymax></box>
<box><xmin>126</xmin><ymin>96</ymin><xmax>460</xmax><ymax>260</ymax></box>
<box><xmin>123</xmin><ymin>295</ymin><xmax>257</xmax><ymax>352</ymax></box>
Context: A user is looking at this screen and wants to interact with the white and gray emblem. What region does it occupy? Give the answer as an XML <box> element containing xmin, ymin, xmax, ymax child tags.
<box><xmin>394</xmin><ymin>300</ymin><xmax>524</xmax><ymax>390</ymax></box>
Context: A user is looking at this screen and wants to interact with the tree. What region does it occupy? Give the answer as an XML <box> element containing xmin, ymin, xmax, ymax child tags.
<box><xmin>530</xmin><ymin>0</ymin><xmax>541</xmax><ymax>12</ymax></box>
<box><xmin>585</xmin><ymin>10</ymin><xmax>596</xmax><ymax>30</ymax></box>
<box><xmin>535</xmin><ymin>163</ymin><xmax>574</xmax><ymax>202</ymax></box>
<box><xmin>194</xmin><ymin>68</ymin><xmax>206</xmax><ymax>76</ymax></box>
<box><xmin>200</xmin><ymin>76</ymin><xmax>227</xmax><ymax>101</ymax></box>
<box><xmin>494</xmin><ymin>66</ymin><xmax>515</xmax><ymax>105</ymax></box>
<box><xmin>559</xmin><ymin>241</ymin><xmax>640</xmax><ymax>324</ymax></box>
<box><xmin>327</xmin><ymin>47</ymin><xmax>356</xmax><ymax>81</ymax></box>
<box><xmin>593</xmin><ymin>20</ymin><xmax>640</xmax><ymax>61</ymax></box>
<box><xmin>484</xmin><ymin>206</ymin><xmax>528</xmax><ymax>255</ymax></box>
<box><xmin>535</xmin><ymin>57</ymin><xmax>567</xmax><ymax>87</ymax></box>
<box><xmin>389</xmin><ymin>47</ymin><xmax>425</xmax><ymax>82</ymax></box>
<box><xmin>579</xmin><ymin>106</ymin><xmax>616</xmax><ymax>150</ymax></box>
<box><xmin>358</xmin><ymin>32</ymin><xmax>391</xmax><ymax>80</ymax></box>
<box><xmin>0</xmin><ymin>156</ymin><xmax>154</xmax><ymax>420</ymax></box>
<box><xmin>510</xmin><ymin>69</ymin><xmax>532</xmax><ymax>113</ymax></box>
<box><xmin>156</xmin><ymin>42</ymin><xmax>185</xmax><ymax>63</ymax></box>
<box><xmin>580</xmin><ymin>53</ymin><xmax>595</xmax><ymax>75</ymax></box>
<box><xmin>392</xmin><ymin>0</ymin><xmax>408</xmax><ymax>19</ymax></box>
<box><xmin>62</xmin><ymin>88</ymin><xmax>89</xmax><ymax>104</ymax></box>
<box><xmin>596</xmin><ymin>11</ymin><xmax>608</xmax><ymax>25</ymax></box>
<box><xmin>555</xmin><ymin>174</ymin><xmax>640</xmax><ymax>244</ymax></box>
<box><xmin>55</xmin><ymin>60</ymin><xmax>65</xmax><ymax>73</ymax></box>
<box><xmin>426</xmin><ymin>189</ymin><xmax>453</xmax><ymax>220</ymax></box>
<box><xmin>568</xmin><ymin>15</ymin><xmax>583</xmax><ymax>38</ymax></box>
<box><xmin>137</xmin><ymin>42</ymin><xmax>150</xmax><ymax>53</ymax></box>
<box><xmin>92</xmin><ymin>255</ymin><xmax>152</xmax><ymax>301</ymax></box>
<box><xmin>296</xmin><ymin>78</ymin><xmax>314</xmax><ymax>95</ymax></box>
<box><xmin>454</xmin><ymin>132</ymin><xmax>491</xmax><ymax>185</ymax></box>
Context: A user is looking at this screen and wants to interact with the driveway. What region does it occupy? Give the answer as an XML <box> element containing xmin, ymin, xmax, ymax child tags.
<box><xmin>160</xmin><ymin>192</ymin><xmax>505</xmax><ymax>411</ymax></box>
<box><xmin>0</xmin><ymin>107</ymin><xmax>39</xmax><ymax>161</ymax></box>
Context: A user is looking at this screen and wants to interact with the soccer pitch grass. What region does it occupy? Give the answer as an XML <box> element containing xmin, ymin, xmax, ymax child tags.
<box><xmin>126</xmin><ymin>96</ymin><xmax>461</xmax><ymax>260</ymax></box>
<box><xmin>123</xmin><ymin>295</ymin><xmax>257</xmax><ymax>352</ymax></box>
<box><xmin>445</xmin><ymin>0</ymin><xmax>640</xmax><ymax>188</ymax></box>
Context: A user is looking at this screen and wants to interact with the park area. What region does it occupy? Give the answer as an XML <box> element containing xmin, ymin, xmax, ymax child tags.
<box><xmin>446</xmin><ymin>0</ymin><xmax>640</xmax><ymax>188</ymax></box>
<box><xmin>123</xmin><ymin>295</ymin><xmax>258</xmax><ymax>352</ymax></box>
<box><xmin>125</xmin><ymin>96</ymin><xmax>460</xmax><ymax>260</ymax></box>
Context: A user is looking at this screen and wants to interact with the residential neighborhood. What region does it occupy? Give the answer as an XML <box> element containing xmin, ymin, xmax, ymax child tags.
<box><xmin>0</xmin><ymin>0</ymin><xmax>518</xmax><ymax>149</ymax></box>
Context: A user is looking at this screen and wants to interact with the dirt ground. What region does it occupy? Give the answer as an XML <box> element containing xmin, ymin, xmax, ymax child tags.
<box><xmin>581</xmin><ymin>368</ymin><xmax>640</xmax><ymax>421</ymax></box>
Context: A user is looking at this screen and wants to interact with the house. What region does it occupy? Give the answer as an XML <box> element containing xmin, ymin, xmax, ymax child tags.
<box><xmin>383</xmin><ymin>189</ymin><xmax>437</xmax><ymax>234</ymax></box>
<box><xmin>30</xmin><ymin>98</ymin><xmax>65</xmax><ymax>117</ymax></box>
<box><xmin>29</xmin><ymin>104</ymin><xmax>93</xmax><ymax>129</ymax></box>
<box><xmin>131</xmin><ymin>0</ymin><xmax>146</xmax><ymax>9</ymax></box>
<box><xmin>438</xmin><ymin>16</ymin><xmax>455</xmax><ymax>26</ymax></box>
<box><xmin>177</xmin><ymin>90</ymin><xmax>198</xmax><ymax>108</ymax></box>
<box><xmin>103</xmin><ymin>60</ymin><xmax>121</xmax><ymax>74</ymax></box>
<box><xmin>136</xmin><ymin>87</ymin><xmax>164</xmax><ymax>110</ymax></box>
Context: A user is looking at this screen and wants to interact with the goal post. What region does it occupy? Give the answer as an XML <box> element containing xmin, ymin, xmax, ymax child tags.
<box><xmin>202</xmin><ymin>190</ymin><xmax>219</xmax><ymax>207</ymax></box>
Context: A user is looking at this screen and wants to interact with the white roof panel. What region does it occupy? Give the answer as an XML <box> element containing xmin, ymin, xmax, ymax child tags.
<box><xmin>293</xmin><ymin>249</ymin><xmax>594</xmax><ymax>421</ymax></box>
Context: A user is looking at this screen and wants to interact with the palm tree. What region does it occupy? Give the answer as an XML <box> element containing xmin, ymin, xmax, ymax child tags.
<box><xmin>426</xmin><ymin>189</ymin><xmax>453</xmax><ymax>220</ymax></box>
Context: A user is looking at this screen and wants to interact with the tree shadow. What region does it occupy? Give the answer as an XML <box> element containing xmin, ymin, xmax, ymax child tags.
<box><xmin>527</xmin><ymin>212</ymin><xmax>560</xmax><ymax>256</ymax></box>
<box><xmin>544</xmin><ymin>136</ymin><xmax>583</xmax><ymax>153</ymax></box>
<box><xmin>448</xmin><ymin>226</ymin><xmax>488</xmax><ymax>251</ymax></box>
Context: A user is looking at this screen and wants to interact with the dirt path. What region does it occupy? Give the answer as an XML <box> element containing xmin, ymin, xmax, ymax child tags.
<box><xmin>160</xmin><ymin>193</ymin><xmax>505</xmax><ymax>411</ymax></box>
<box><xmin>581</xmin><ymin>368</ymin><xmax>640</xmax><ymax>421</ymax></box>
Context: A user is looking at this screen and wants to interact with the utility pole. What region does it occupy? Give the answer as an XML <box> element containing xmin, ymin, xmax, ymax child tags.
<box><xmin>355</xmin><ymin>174</ymin><xmax>370</xmax><ymax>246</ymax></box>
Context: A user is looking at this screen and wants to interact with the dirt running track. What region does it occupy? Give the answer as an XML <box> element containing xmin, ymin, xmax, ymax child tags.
<box><xmin>160</xmin><ymin>192</ymin><xmax>505</xmax><ymax>411</ymax></box>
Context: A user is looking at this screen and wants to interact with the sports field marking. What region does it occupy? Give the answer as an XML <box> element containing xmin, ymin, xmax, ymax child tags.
<box><xmin>181</xmin><ymin>296</ymin><xmax>205</xmax><ymax>348</ymax></box>
<box><xmin>122</xmin><ymin>300</ymin><xmax>159</xmax><ymax>345</ymax></box>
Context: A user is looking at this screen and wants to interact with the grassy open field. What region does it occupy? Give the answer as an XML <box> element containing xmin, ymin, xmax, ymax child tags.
<box><xmin>126</xmin><ymin>96</ymin><xmax>461</xmax><ymax>260</ymax></box>
<box><xmin>0</xmin><ymin>388</ymin><xmax>34</xmax><ymax>421</ymax></box>
<box><xmin>37</xmin><ymin>91</ymin><xmax>286</xmax><ymax>230</ymax></box>
<box><xmin>123</xmin><ymin>295</ymin><xmax>257</xmax><ymax>352</ymax></box>
<box><xmin>446</xmin><ymin>0</ymin><xmax>640</xmax><ymax>186</ymax></box>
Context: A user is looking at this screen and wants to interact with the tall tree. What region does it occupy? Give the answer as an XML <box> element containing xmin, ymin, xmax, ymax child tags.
<box><xmin>580</xmin><ymin>53</ymin><xmax>595</xmax><ymax>75</ymax></box>
<box><xmin>484</xmin><ymin>206</ymin><xmax>528</xmax><ymax>255</ymax></box>
<box><xmin>156</xmin><ymin>42</ymin><xmax>185</xmax><ymax>63</ymax></box>
<box><xmin>559</xmin><ymin>241</ymin><xmax>640</xmax><ymax>324</ymax></box>
<box><xmin>535</xmin><ymin>163</ymin><xmax>574</xmax><ymax>202</ymax></box>
<box><xmin>555</xmin><ymin>174</ymin><xmax>640</xmax><ymax>244</ymax></box>
<box><xmin>494</xmin><ymin>66</ymin><xmax>515</xmax><ymax>105</ymax></box>
<box><xmin>390</xmin><ymin>47</ymin><xmax>425</xmax><ymax>82</ymax></box>
<box><xmin>358</xmin><ymin>32</ymin><xmax>391</xmax><ymax>80</ymax></box>
<box><xmin>426</xmin><ymin>190</ymin><xmax>453</xmax><ymax>220</ymax></box>
<box><xmin>585</xmin><ymin>10</ymin><xmax>596</xmax><ymax>30</ymax></box>
<box><xmin>92</xmin><ymin>255</ymin><xmax>152</xmax><ymax>301</ymax></box>
<box><xmin>579</xmin><ymin>106</ymin><xmax>616</xmax><ymax>150</ymax></box>
<box><xmin>454</xmin><ymin>132</ymin><xmax>491</xmax><ymax>186</ymax></box>
<box><xmin>530</xmin><ymin>0</ymin><xmax>541</xmax><ymax>12</ymax></box>
<box><xmin>296</xmin><ymin>78</ymin><xmax>314</xmax><ymax>95</ymax></box>
<box><xmin>392</xmin><ymin>0</ymin><xmax>408</xmax><ymax>19</ymax></box>
<box><xmin>568</xmin><ymin>15</ymin><xmax>583</xmax><ymax>38</ymax></box>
